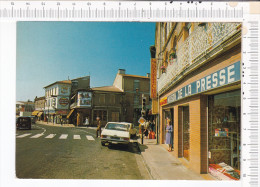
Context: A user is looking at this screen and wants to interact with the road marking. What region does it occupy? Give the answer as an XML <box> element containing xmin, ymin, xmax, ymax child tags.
<box><xmin>73</xmin><ymin>135</ymin><xmax>81</xmax><ymax>139</ymax></box>
<box><xmin>86</xmin><ymin>135</ymin><xmax>95</xmax><ymax>141</ymax></box>
<box><xmin>59</xmin><ymin>134</ymin><xmax>68</xmax><ymax>139</ymax></box>
<box><xmin>30</xmin><ymin>134</ymin><xmax>44</xmax><ymax>138</ymax></box>
<box><xmin>77</xmin><ymin>128</ymin><xmax>96</xmax><ymax>136</ymax></box>
<box><xmin>45</xmin><ymin>134</ymin><xmax>56</xmax><ymax>139</ymax></box>
<box><xmin>17</xmin><ymin>133</ymin><xmax>31</xmax><ymax>138</ymax></box>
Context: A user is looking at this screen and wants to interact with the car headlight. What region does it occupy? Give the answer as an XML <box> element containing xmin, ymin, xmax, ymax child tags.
<box><xmin>121</xmin><ymin>137</ymin><xmax>130</xmax><ymax>141</ymax></box>
<box><xmin>101</xmin><ymin>135</ymin><xmax>110</xmax><ymax>139</ymax></box>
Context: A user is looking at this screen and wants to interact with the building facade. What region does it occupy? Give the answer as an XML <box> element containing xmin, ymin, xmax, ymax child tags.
<box><xmin>32</xmin><ymin>96</ymin><xmax>45</xmax><ymax>120</ymax></box>
<box><xmin>91</xmin><ymin>86</ymin><xmax>125</xmax><ymax>127</ymax></box>
<box><xmin>67</xmin><ymin>76</ymin><xmax>92</xmax><ymax>126</ymax></box>
<box><xmin>153</xmin><ymin>22</ymin><xmax>241</xmax><ymax>178</ymax></box>
<box><xmin>16</xmin><ymin>100</ymin><xmax>35</xmax><ymax>116</ymax></box>
<box><xmin>113</xmin><ymin>69</ymin><xmax>151</xmax><ymax>124</ymax></box>
<box><xmin>44</xmin><ymin>80</ymin><xmax>71</xmax><ymax>124</ymax></box>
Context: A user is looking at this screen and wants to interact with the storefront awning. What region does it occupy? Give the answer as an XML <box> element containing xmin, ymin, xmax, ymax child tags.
<box><xmin>37</xmin><ymin>112</ymin><xmax>43</xmax><ymax>117</ymax></box>
<box><xmin>32</xmin><ymin>111</ymin><xmax>39</xmax><ymax>116</ymax></box>
<box><xmin>66</xmin><ymin>109</ymin><xmax>75</xmax><ymax>119</ymax></box>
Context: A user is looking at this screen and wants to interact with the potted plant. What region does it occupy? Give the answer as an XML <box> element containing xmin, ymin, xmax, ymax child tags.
<box><xmin>169</xmin><ymin>52</ymin><xmax>177</xmax><ymax>60</ymax></box>
<box><xmin>161</xmin><ymin>65</ymin><xmax>166</xmax><ymax>73</ymax></box>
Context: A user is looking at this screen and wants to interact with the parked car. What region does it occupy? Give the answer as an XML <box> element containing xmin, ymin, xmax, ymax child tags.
<box><xmin>101</xmin><ymin>122</ymin><xmax>135</xmax><ymax>146</ymax></box>
<box><xmin>16</xmin><ymin>117</ymin><xmax>31</xmax><ymax>130</ymax></box>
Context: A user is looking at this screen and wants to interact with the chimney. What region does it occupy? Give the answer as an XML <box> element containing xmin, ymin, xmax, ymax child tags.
<box><xmin>147</xmin><ymin>73</ymin><xmax>150</xmax><ymax>78</ymax></box>
<box><xmin>118</xmin><ymin>69</ymin><xmax>126</xmax><ymax>74</ymax></box>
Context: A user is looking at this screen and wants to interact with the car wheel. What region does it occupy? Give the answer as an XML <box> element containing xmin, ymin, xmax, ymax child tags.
<box><xmin>101</xmin><ymin>142</ymin><xmax>105</xmax><ymax>146</ymax></box>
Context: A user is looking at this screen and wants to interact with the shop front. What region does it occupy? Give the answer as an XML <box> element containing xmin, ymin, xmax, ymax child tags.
<box><xmin>158</xmin><ymin>60</ymin><xmax>241</xmax><ymax>178</ymax></box>
<box><xmin>208</xmin><ymin>90</ymin><xmax>241</xmax><ymax>180</ymax></box>
<box><xmin>55</xmin><ymin>110</ymin><xmax>69</xmax><ymax>124</ymax></box>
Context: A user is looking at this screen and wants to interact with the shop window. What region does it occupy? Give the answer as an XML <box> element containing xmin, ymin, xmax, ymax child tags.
<box><xmin>208</xmin><ymin>90</ymin><xmax>241</xmax><ymax>179</ymax></box>
<box><xmin>183</xmin><ymin>106</ymin><xmax>190</xmax><ymax>161</ymax></box>
<box><xmin>94</xmin><ymin>110</ymin><xmax>107</xmax><ymax>121</ymax></box>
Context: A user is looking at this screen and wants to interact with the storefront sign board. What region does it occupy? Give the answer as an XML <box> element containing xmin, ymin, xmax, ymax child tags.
<box><xmin>77</xmin><ymin>91</ymin><xmax>92</xmax><ymax>107</ymax></box>
<box><xmin>167</xmin><ymin>61</ymin><xmax>240</xmax><ymax>104</ymax></box>
<box><xmin>150</xmin><ymin>58</ymin><xmax>157</xmax><ymax>99</ymax></box>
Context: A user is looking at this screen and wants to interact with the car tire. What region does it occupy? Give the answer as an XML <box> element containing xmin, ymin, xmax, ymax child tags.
<box><xmin>101</xmin><ymin>142</ymin><xmax>105</xmax><ymax>146</ymax></box>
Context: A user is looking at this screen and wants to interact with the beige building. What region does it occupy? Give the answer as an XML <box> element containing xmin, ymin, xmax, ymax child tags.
<box><xmin>152</xmin><ymin>22</ymin><xmax>241</xmax><ymax>179</ymax></box>
<box><xmin>32</xmin><ymin>96</ymin><xmax>45</xmax><ymax>120</ymax></box>
<box><xmin>113</xmin><ymin>69</ymin><xmax>151</xmax><ymax>124</ymax></box>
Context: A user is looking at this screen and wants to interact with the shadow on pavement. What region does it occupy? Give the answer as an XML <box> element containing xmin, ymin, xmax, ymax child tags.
<box><xmin>106</xmin><ymin>142</ymin><xmax>145</xmax><ymax>155</ymax></box>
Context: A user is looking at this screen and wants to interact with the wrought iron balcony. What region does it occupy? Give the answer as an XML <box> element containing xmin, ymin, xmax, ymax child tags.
<box><xmin>158</xmin><ymin>23</ymin><xmax>241</xmax><ymax>94</ymax></box>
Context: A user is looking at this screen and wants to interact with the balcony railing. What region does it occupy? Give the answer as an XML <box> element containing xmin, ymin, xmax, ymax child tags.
<box><xmin>158</xmin><ymin>23</ymin><xmax>241</xmax><ymax>93</ymax></box>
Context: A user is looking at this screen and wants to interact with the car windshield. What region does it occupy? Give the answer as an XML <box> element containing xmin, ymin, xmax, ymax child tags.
<box><xmin>105</xmin><ymin>123</ymin><xmax>129</xmax><ymax>131</ymax></box>
<box><xmin>19</xmin><ymin>118</ymin><xmax>30</xmax><ymax>122</ymax></box>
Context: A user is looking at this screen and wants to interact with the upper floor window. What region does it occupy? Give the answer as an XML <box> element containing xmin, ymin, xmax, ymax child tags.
<box><xmin>134</xmin><ymin>80</ymin><xmax>140</xmax><ymax>91</ymax></box>
<box><xmin>99</xmin><ymin>94</ymin><xmax>105</xmax><ymax>105</ymax></box>
<box><xmin>110</xmin><ymin>94</ymin><xmax>115</xmax><ymax>105</ymax></box>
<box><xmin>186</xmin><ymin>23</ymin><xmax>192</xmax><ymax>35</ymax></box>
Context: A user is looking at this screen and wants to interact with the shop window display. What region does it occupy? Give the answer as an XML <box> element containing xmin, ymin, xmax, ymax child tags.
<box><xmin>208</xmin><ymin>90</ymin><xmax>240</xmax><ymax>180</ymax></box>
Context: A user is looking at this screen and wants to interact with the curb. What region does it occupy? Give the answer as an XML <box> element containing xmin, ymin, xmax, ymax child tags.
<box><xmin>136</xmin><ymin>141</ymin><xmax>155</xmax><ymax>180</ymax></box>
<box><xmin>136</xmin><ymin>138</ymin><xmax>160</xmax><ymax>180</ymax></box>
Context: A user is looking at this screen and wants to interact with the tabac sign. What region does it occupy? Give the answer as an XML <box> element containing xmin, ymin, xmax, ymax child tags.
<box><xmin>167</xmin><ymin>61</ymin><xmax>241</xmax><ymax>104</ymax></box>
<box><xmin>150</xmin><ymin>58</ymin><xmax>157</xmax><ymax>99</ymax></box>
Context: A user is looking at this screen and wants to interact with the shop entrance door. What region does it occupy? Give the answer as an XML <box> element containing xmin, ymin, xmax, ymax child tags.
<box><xmin>164</xmin><ymin>109</ymin><xmax>174</xmax><ymax>148</ymax></box>
<box><xmin>111</xmin><ymin>112</ymin><xmax>119</xmax><ymax>122</ymax></box>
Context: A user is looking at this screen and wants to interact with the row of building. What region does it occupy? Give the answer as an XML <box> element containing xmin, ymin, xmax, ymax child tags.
<box><xmin>17</xmin><ymin>22</ymin><xmax>241</xmax><ymax>179</ymax></box>
<box><xmin>26</xmin><ymin>69</ymin><xmax>151</xmax><ymax>127</ymax></box>
<box><xmin>150</xmin><ymin>22</ymin><xmax>241</xmax><ymax>179</ymax></box>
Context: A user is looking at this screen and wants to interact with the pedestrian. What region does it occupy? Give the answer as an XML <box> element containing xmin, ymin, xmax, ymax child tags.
<box><xmin>151</xmin><ymin>120</ymin><xmax>155</xmax><ymax>132</ymax></box>
<box><xmin>144</xmin><ymin>121</ymin><xmax>149</xmax><ymax>138</ymax></box>
<box><xmin>85</xmin><ymin>116</ymin><xmax>89</xmax><ymax>126</ymax></box>
<box><xmin>165</xmin><ymin>119</ymin><xmax>173</xmax><ymax>152</ymax></box>
<box><xmin>60</xmin><ymin>116</ymin><xmax>63</xmax><ymax>126</ymax></box>
<box><xmin>144</xmin><ymin>127</ymin><xmax>149</xmax><ymax>139</ymax></box>
<box><xmin>96</xmin><ymin>117</ymin><xmax>101</xmax><ymax>138</ymax></box>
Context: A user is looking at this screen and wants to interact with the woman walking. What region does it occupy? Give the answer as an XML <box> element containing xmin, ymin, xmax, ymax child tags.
<box><xmin>165</xmin><ymin>119</ymin><xmax>173</xmax><ymax>152</ymax></box>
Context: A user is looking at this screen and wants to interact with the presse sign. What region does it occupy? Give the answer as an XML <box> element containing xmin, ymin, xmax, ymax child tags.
<box><xmin>167</xmin><ymin>61</ymin><xmax>240</xmax><ymax>104</ymax></box>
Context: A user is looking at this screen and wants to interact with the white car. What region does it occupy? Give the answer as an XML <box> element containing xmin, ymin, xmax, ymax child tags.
<box><xmin>101</xmin><ymin>122</ymin><xmax>135</xmax><ymax>146</ymax></box>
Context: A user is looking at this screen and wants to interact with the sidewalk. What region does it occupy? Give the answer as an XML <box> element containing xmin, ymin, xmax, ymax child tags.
<box><xmin>36</xmin><ymin>121</ymin><xmax>75</xmax><ymax>128</ymax></box>
<box><xmin>137</xmin><ymin>137</ymin><xmax>215</xmax><ymax>180</ymax></box>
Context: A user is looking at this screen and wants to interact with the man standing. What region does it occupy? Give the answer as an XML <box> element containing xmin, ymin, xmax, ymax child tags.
<box><xmin>96</xmin><ymin>117</ymin><xmax>101</xmax><ymax>138</ymax></box>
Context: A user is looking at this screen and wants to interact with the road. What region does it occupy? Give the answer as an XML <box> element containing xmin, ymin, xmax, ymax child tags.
<box><xmin>16</xmin><ymin>123</ymin><xmax>150</xmax><ymax>179</ymax></box>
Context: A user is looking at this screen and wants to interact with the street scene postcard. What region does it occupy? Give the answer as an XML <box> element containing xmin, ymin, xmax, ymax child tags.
<box><xmin>13</xmin><ymin>21</ymin><xmax>241</xmax><ymax>186</ymax></box>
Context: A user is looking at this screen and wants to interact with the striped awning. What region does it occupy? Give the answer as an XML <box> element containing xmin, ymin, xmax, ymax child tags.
<box><xmin>32</xmin><ymin>111</ymin><xmax>39</xmax><ymax>116</ymax></box>
<box><xmin>37</xmin><ymin>112</ymin><xmax>43</xmax><ymax>117</ymax></box>
<box><xmin>66</xmin><ymin>109</ymin><xmax>75</xmax><ymax>119</ymax></box>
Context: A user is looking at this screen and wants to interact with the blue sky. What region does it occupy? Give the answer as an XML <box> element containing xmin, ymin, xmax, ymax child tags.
<box><xmin>16</xmin><ymin>22</ymin><xmax>155</xmax><ymax>101</ymax></box>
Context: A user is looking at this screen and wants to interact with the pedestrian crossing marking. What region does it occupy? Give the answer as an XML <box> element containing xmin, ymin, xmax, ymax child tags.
<box><xmin>17</xmin><ymin>133</ymin><xmax>31</xmax><ymax>138</ymax></box>
<box><xmin>86</xmin><ymin>135</ymin><xmax>95</xmax><ymax>141</ymax></box>
<box><xmin>45</xmin><ymin>134</ymin><xmax>56</xmax><ymax>139</ymax></box>
<box><xmin>16</xmin><ymin>133</ymin><xmax>96</xmax><ymax>141</ymax></box>
<box><xmin>73</xmin><ymin>135</ymin><xmax>81</xmax><ymax>139</ymax></box>
<box><xmin>59</xmin><ymin>134</ymin><xmax>68</xmax><ymax>139</ymax></box>
<box><xmin>30</xmin><ymin>134</ymin><xmax>44</xmax><ymax>138</ymax></box>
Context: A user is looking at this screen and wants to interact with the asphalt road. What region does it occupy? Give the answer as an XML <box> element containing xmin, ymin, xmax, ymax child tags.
<box><xmin>16</xmin><ymin>123</ymin><xmax>150</xmax><ymax>179</ymax></box>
